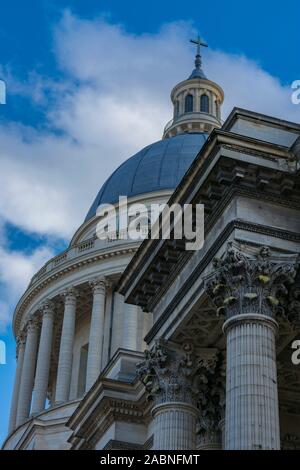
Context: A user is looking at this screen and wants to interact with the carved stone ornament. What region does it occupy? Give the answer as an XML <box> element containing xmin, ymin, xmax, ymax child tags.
<box><xmin>60</xmin><ymin>286</ymin><xmax>79</xmax><ymax>304</ymax></box>
<box><xmin>16</xmin><ymin>331</ymin><xmax>26</xmax><ymax>357</ymax></box>
<box><xmin>287</xmin><ymin>269</ymin><xmax>300</xmax><ymax>329</ymax></box>
<box><xmin>281</xmin><ymin>433</ymin><xmax>300</xmax><ymax>450</ymax></box>
<box><xmin>206</xmin><ymin>241</ymin><xmax>299</xmax><ymax>321</ymax></box>
<box><xmin>89</xmin><ymin>277</ymin><xmax>108</xmax><ymax>295</ymax></box>
<box><xmin>195</xmin><ymin>354</ymin><xmax>225</xmax><ymax>440</ymax></box>
<box><xmin>39</xmin><ymin>299</ymin><xmax>55</xmax><ymax>316</ymax></box>
<box><xmin>26</xmin><ymin>314</ymin><xmax>41</xmax><ymax>333</ymax></box>
<box><xmin>137</xmin><ymin>339</ymin><xmax>218</xmax><ymax>408</ymax></box>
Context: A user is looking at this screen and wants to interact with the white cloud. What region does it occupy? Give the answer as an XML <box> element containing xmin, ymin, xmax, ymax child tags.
<box><xmin>0</xmin><ymin>13</ymin><xmax>298</xmax><ymax>241</ymax></box>
<box><xmin>0</xmin><ymin>13</ymin><xmax>298</xmax><ymax>311</ymax></box>
<box><xmin>0</xmin><ymin>244</ymin><xmax>54</xmax><ymax>332</ymax></box>
<box><xmin>205</xmin><ymin>50</ymin><xmax>300</xmax><ymax>122</ymax></box>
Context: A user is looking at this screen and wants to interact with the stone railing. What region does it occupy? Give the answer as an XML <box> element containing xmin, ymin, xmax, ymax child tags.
<box><xmin>28</xmin><ymin>235</ymin><xmax>135</xmax><ymax>288</ymax></box>
<box><xmin>164</xmin><ymin>112</ymin><xmax>224</xmax><ymax>135</ymax></box>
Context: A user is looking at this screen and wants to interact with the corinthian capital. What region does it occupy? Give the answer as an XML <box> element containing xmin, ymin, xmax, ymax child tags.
<box><xmin>196</xmin><ymin>354</ymin><xmax>225</xmax><ymax>441</ymax></box>
<box><xmin>60</xmin><ymin>286</ymin><xmax>79</xmax><ymax>305</ymax></box>
<box><xmin>26</xmin><ymin>314</ymin><xmax>41</xmax><ymax>333</ymax></box>
<box><xmin>206</xmin><ymin>242</ymin><xmax>298</xmax><ymax>320</ymax></box>
<box><xmin>39</xmin><ymin>299</ymin><xmax>55</xmax><ymax>317</ymax></box>
<box><xmin>89</xmin><ymin>277</ymin><xmax>108</xmax><ymax>295</ymax></box>
<box><xmin>137</xmin><ymin>340</ymin><xmax>218</xmax><ymax>408</ymax></box>
<box><xmin>16</xmin><ymin>331</ymin><xmax>26</xmax><ymax>352</ymax></box>
<box><xmin>286</xmin><ymin>269</ymin><xmax>300</xmax><ymax>329</ymax></box>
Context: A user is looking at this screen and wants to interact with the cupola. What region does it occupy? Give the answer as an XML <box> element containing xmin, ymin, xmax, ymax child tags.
<box><xmin>163</xmin><ymin>35</ymin><xmax>224</xmax><ymax>139</ymax></box>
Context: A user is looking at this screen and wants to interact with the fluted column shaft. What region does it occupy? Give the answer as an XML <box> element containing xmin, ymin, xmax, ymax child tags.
<box><xmin>16</xmin><ymin>319</ymin><xmax>39</xmax><ymax>426</ymax></box>
<box><xmin>55</xmin><ymin>288</ymin><xmax>78</xmax><ymax>403</ymax></box>
<box><xmin>153</xmin><ymin>402</ymin><xmax>198</xmax><ymax>450</ymax></box>
<box><xmin>31</xmin><ymin>301</ymin><xmax>55</xmax><ymax>414</ymax></box>
<box><xmin>224</xmin><ymin>314</ymin><xmax>280</xmax><ymax>450</ymax></box>
<box><xmin>206</xmin><ymin>243</ymin><xmax>298</xmax><ymax>450</ymax></box>
<box><xmin>8</xmin><ymin>334</ymin><xmax>26</xmax><ymax>433</ymax></box>
<box><xmin>85</xmin><ymin>279</ymin><xmax>107</xmax><ymax>391</ymax></box>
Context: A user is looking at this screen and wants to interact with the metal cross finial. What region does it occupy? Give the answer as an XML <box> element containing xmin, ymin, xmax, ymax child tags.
<box><xmin>190</xmin><ymin>35</ymin><xmax>208</xmax><ymax>57</ymax></box>
<box><xmin>190</xmin><ymin>35</ymin><xmax>208</xmax><ymax>71</ymax></box>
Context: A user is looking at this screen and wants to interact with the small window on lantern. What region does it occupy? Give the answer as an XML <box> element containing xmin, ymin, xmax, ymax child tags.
<box><xmin>185</xmin><ymin>94</ymin><xmax>193</xmax><ymax>113</ymax></box>
<box><xmin>200</xmin><ymin>94</ymin><xmax>209</xmax><ymax>113</ymax></box>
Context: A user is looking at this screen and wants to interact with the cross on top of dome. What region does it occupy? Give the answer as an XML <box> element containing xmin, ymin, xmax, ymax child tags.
<box><xmin>189</xmin><ymin>34</ymin><xmax>208</xmax><ymax>80</ymax></box>
<box><xmin>190</xmin><ymin>35</ymin><xmax>208</xmax><ymax>56</ymax></box>
<box><xmin>162</xmin><ymin>33</ymin><xmax>224</xmax><ymax>139</ymax></box>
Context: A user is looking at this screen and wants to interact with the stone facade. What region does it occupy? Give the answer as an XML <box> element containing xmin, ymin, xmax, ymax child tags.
<box><xmin>3</xmin><ymin>45</ymin><xmax>300</xmax><ymax>450</ymax></box>
<box><xmin>119</xmin><ymin>107</ymin><xmax>300</xmax><ymax>449</ymax></box>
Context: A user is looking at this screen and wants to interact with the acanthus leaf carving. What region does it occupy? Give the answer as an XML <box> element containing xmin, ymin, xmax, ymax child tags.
<box><xmin>206</xmin><ymin>242</ymin><xmax>298</xmax><ymax>321</ymax></box>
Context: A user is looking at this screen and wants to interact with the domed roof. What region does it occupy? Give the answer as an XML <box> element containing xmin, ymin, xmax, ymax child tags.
<box><xmin>85</xmin><ymin>133</ymin><xmax>208</xmax><ymax>221</ymax></box>
<box><xmin>188</xmin><ymin>66</ymin><xmax>207</xmax><ymax>80</ymax></box>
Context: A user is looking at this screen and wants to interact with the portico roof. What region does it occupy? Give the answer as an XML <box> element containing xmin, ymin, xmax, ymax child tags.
<box><xmin>118</xmin><ymin>108</ymin><xmax>299</xmax><ymax>317</ymax></box>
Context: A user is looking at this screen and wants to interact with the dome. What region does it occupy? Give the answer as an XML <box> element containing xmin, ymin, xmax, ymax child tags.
<box><xmin>188</xmin><ymin>67</ymin><xmax>207</xmax><ymax>80</ymax></box>
<box><xmin>85</xmin><ymin>132</ymin><xmax>208</xmax><ymax>221</ymax></box>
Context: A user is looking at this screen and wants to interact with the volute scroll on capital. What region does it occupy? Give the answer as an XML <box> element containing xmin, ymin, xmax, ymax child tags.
<box><xmin>196</xmin><ymin>353</ymin><xmax>226</xmax><ymax>440</ymax></box>
<box><xmin>25</xmin><ymin>314</ymin><xmax>41</xmax><ymax>333</ymax></box>
<box><xmin>16</xmin><ymin>331</ymin><xmax>26</xmax><ymax>353</ymax></box>
<box><xmin>205</xmin><ymin>241</ymin><xmax>299</xmax><ymax>322</ymax></box>
<box><xmin>60</xmin><ymin>286</ymin><xmax>80</xmax><ymax>304</ymax></box>
<box><xmin>39</xmin><ymin>299</ymin><xmax>56</xmax><ymax>317</ymax></box>
<box><xmin>286</xmin><ymin>270</ymin><xmax>300</xmax><ymax>330</ymax></box>
<box><xmin>89</xmin><ymin>276</ymin><xmax>111</xmax><ymax>294</ymax></box>
<box><xmin>137</xmin><ymin>339</ymin><xmax>220</xmax><ymax>408</ymax></box>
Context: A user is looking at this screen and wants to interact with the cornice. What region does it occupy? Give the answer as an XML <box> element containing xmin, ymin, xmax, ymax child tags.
<box><xmin>223</xmin><ymin>107</ymin><xmax>300</xmax><ymax>134</ymax></box>
<box><xmin>118</xmin><ymin>130</ymin><xmax>294</xmax><ymax>298</ymax></box>
<box><xmin>68</xmin><ymin>378</ymin><xmax>149</xmax><ymax>449</ymax></box>
<box><xmin>70</xmin><ymin>189</ymin><xmax>173</xmax><ymax>247</ymax></box>
<box><xmin>120</xmin><ymin>168</ymin><xmax>300</xmax><ymax>313</ymax></box>
<box><xmin>2</xmin><ymin>399</ymin><xmax>80</xmax><ymax>450</ymax></box>
<box><xmin>170</xmin><ymin>77</ymin><xmax>224</xmax><ymax>103</ymax></box>
<box><xmin>144</xmin><ymin>220</ymin><xmax>300</xmax><ymax>344</ymax></box>
<box><xmin>13</xmin><ymin>243</ymin><xmax>139</xmax><ymax>337</ymax></box>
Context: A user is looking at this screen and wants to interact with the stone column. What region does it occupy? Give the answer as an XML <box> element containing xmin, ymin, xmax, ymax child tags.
<box><xmin>55</xmin><ymin>287</ymin><xmax>78</xmax><ymax>403</ymax></box>
<box><xmin>152</xmin><ymin>402</ymin><xmax>198</xmax><ymax>450</ymax></box>
<box><xmin>207</xmin><ymin>242</ymin><xmax>298</xmax><ymax>450</ymax></box>
<box><xmin>31</xmin><ymin>300</ymin><xmax>55</xmax><ymax>414</ymax></box>
<box><xmin>137</xmin><ymin>341</ymin><xmax>201</xmax><ymax>450</ymax></box>
<box><xmin>224</xmin><ymin>314</ymin><xmax>279</xmax><ymax>450</ymax></box>
<box><xmin>85</xmin><ymin>278</ymin><xmax>107</xmax><ymax>391</ymax></box>
<box><xmin>8</xmin><ymin>333</ymin><xmax>26</xmax><ymax>433</ymax></box>
<box><xmin>16</xmin><ymin>317</ymin><xmax>40</xmax><ymax>427</ymax></box>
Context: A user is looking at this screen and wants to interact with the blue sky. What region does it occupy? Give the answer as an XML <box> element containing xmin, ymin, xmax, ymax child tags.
<box><xmin>0</xmin><ymin>0</ymin><xmax>299</xmax><ymax>446</ymax></box>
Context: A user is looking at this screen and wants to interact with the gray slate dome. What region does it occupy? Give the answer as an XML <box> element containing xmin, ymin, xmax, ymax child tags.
<box><xmin>85</xmin><ymin>132</ymin><xmax>208</xmax><ymax>221</ymax></box>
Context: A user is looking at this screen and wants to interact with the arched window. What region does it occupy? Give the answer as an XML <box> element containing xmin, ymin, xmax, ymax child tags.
<box><xmin>200</xmin><ymin>94</ymin><xmax>209</xmax><ymax>113</ymax></box>
<box><xmin>185</xmin><ymin>94</ymin><xmax>193</xmax><ymax>113</ymax></box>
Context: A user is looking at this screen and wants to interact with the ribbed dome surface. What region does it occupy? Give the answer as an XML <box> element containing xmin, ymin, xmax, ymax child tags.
<box><xmin>85</xmin><ymin>132</ymin><xmax>208</xmax><ymax>221</ymax></box>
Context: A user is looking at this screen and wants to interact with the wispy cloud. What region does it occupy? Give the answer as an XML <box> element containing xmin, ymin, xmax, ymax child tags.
<box><xmin>0</xmin><ymin>243</ymin><xmax>54</xmax><ymax>332</ymax></box>
<box><xmin>0</xmin><ymin>11</ymin><xmax>299</xmax><ymax>330</ymax></box>
<box><xmin>0</xmin><ymin>12</ymin><xmax>298</xmax><ymax>239</ymax></box>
